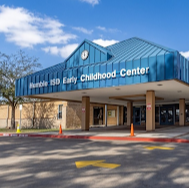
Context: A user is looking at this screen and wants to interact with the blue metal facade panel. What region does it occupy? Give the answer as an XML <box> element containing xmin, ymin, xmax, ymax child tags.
<box><xmin>15</xmin><ymin>37</ymin><xmax>189</xmax><ymax>97</ymax></box>
<box><xmin>36</xmin><ymin>75</ymin><xmax>39</xmax><ymax>94</ymax></box>
<box><xmin>23</xmin><ymin>77</ymin><xmax>27</xmax><ymax>96</ymax></box>
<box><xmin>113</xmin><ymin>62</ymin><xmax>119</xmax><ymax>86</ymax></box>
<box><xmin>133</xmin><ymin>59</ymin><xmax>141</xmax><ymax>84</ymax></box>
<box><xmin>173</xmin><ymin>52</ymin><xmax>178</xmax><ymax>79</ymax></box>
<box><xmin>88</xmin><ymin>66</ymin><xmax>94</xmax><ymax>88</ymax></box>
<box><xmin>78</xmin><ymin>67</ymin><xmax>82</xmax><ymax>90</ymax></box>
<box><xmin>149</xmin><ymin>56</ymin><xmax>156</xmax><ymax>82</ymax></box>
<box><xmin>119</xmin><ymin>62</ymin><xmax>126</xmax><ymax>85</ymax></box>
<box><xmin>141</xmin><ymin>58</ymin><xmax>149</xmax><ymax>83</ymax></box>
<box><xmin>94</xmin><ymin>64</ymin><xmax>100</xmax><ymax>88</ymax></box>
<box><xmin>39</xmin><ymin>75</ymin><xmax>43</xmax><ymax>94</ymax></box>
<box><xmin>79</xmin><ymin>44</ymin><xmax>84</xmax><ymax>66</ymax></box>
<box><xmin>44</xmin><ymin>74</ymin><xmax>48</xmax><ymax>94</ymax></box>
<box><xmin>126</xmin><ymin>61</ymin><xmax>133</xmax><ymax>85</ymax></box>
<box><xmin>90</xmin><ymin>46</ymin><xmax>95</xmax><ymax>63</ymax></box>
<box><xmin>83</xmin><ymin>66</ymin><xmax>88</xmax><ymax>89</ymax></box>
<box><xmin>95</xmin><ymin>49</ymin><xmax>100</xmax><ymax>63</ymax></box>
<box><xmin>28</xmin><ymin>76</ymin><xmax>31</xmax><ymax>96</ymax></box>
<box><xmin>100</xmin><ymin>64</ymin><xmax>106</xmax><ymax>88</ymax></box>
<box><xmin>49</xmin><ymin>73</ymin><xmax>52</xmax><ymax>93</ymax></box>
<box><xmin>84</xmin><ymin>43</ymin><xmax>89</xmax><ymax>65</ymax></box>
<box><xmin>72</xmin><ymin>69</ymin><xmax>77</xmax><ymax>90</ymax></box>
<box><xmin>32</xmin><ymin>76</ymin><xmax>35</xmax><ymax>95</ymax></box>
<box><xmin>106</xmin><ymin>63</ymin><xmax>112</xmax><ymax>87</ymax></box>
<box><xmin>156</xmin><ymin>54</ymin><xmax>165</xmax><ymax>81</ymax></box>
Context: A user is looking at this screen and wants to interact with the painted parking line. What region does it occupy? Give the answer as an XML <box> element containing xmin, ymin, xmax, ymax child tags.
<box><xmin>75</xmin><ymin>160</ymin><xmax>120</xmax><ymax>169</ymax></box>
<box><xmin>144</xmin><ymin>146</ymin><xmax>175</xmax><ymax>150</ymax></box>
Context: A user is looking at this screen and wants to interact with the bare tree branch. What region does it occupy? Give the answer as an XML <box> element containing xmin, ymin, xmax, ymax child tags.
<box><xmin>0</xmin><ymin>50</ymin><xmax>42</xmax><ymax>128</ymax></box>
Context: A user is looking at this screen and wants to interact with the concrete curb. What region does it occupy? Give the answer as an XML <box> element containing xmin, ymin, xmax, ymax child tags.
<box><xmin>1</xmin><ymin>133</ymin><xmax>189</xmax><ymax>144</ymax></box>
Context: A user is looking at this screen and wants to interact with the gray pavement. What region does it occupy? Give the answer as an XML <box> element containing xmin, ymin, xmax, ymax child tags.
<box><xmin>39</xmin><ymin>125</ymin><xmax>189</xmax><ymax>140</ymax></box>
<box><xmin>0</xmin><ymin>137</ymin><xmax>189</xmax><ymax>187</ymax></box>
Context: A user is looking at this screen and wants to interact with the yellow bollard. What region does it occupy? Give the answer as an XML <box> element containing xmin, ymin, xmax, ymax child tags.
<box><xmin>16</xmin><ymin>123</ymin><xmax>21</xmax><ymax>133</ymax></box>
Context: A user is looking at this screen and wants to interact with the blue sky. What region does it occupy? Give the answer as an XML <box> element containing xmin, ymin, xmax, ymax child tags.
<box><xmin>0</xmin><ymin>0</ymin><xmax>189</xmax><ymax>69</ymax></box>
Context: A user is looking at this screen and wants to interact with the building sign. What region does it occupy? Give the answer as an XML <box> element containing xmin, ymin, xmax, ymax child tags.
<box><xmin>108</xmin><ymin>110</ymin><xmax>115</xmax><ymax>117</ymax></box>
<box><xmin>147</xmin><ymin>103</ymin><xmax>151</xmax><ymax>110</ymax></box>
<box><xmin>29</xmin><ymin>78</ymin><xmax>60</xmax><ymax>89</ymax></box>
<box><xmin>29</xmin><ymin>67</ymin><xmax>149</xmax><ymax>89</ymax></box>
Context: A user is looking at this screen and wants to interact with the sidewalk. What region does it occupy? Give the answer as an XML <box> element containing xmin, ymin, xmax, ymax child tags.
<box><xmin>1</xmin><ymin>125</ymin><xmax>189</xmax><ymax>143</ymax></box>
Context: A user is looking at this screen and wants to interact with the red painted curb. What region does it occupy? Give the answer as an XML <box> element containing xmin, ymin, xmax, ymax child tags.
<box><xmin>1</xmin><ymin>132</ymin><xmax>189</xmax><ymax>143</ymax></box>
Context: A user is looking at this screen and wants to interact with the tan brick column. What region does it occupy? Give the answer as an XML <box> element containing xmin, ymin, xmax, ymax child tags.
<box><xmin>127</xmin><ymin>102</ymin><xmax>133</xmax><ymax>126</ymax></box>
<box><xmin>146</xmin><ymin>90</ymin><xmax>155</xmax><ymax>131</ymax></box>
<box><xmin>81</xmin><ymin>96</ymin><xmax>90</xmax><ymax>131</ymax></box>
<box><xmin>105</xmin><ymin>104</ymin><xmax>107</xmax><ymax>127</ymax></box>
<box><xmin>117</xmin><ymin>106</ymin><xmax>119</xmax><ymax>126</ymax></box>
<box><xmin>179</xmin><ymin>98</ymin><xmax>185</xmax><ymax>126</ymax></box>
<box><xmin>119</xmin><ymin>106</ymin><xmax>124</xmax><ymax>125</ymax></box>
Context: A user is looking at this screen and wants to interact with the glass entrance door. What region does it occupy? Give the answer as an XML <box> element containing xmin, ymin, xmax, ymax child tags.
<box><xmin>93</xmin><ymin>107</ymin><xmax>103</xmax><ymax>125</ymax></box>
<box><xmin>133</xmin><ymin>107</ymin><xmax>140</xmax><ymax>125</ymax></box>
<box><xmin>160</xmin><ymin>106</ymin><xmax>174</xmax><ymax>125</ymax></box>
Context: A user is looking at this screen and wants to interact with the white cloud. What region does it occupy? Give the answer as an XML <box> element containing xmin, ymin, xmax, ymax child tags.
<box><xmin>72</xmin><ymin>27</ymin><xmax>93</xmax><ymax>35</ymax></box>
<box><xmin>180</xmin><ymin>51</ymin><xmax>189</xmax><ymax>59</ymax></box>
<box><xmin>80</xmin><ymin>0</ymin><xmax>100</xmax><ymax>6</ymax></box>
<box><xmin>42</xmin><ymin>44</ymin><xmax>79</xmax><ymax>59</ymax></box>
<box><xmin>96</xmin><ymin>26</ymin><xmax>106</xmax><ymax>31</ymax></box>
<box><xmin>93</xmin><ymin>39</ymin><xmax>119</xmax><ymax>47</ymax></box>
<box><xmin>96</xmin><ymin>26</ymin><xmax>121</xmax><ymax>33</ymax></box>
<box><xmin>0</xmin><ymin>5</ymin><xmax>77</xmax><ymax>48</ymax></box>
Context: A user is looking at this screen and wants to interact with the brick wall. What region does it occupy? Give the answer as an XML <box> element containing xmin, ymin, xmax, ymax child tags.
<box><xmin>66</xmin><ymin>102</ymin><xmax>82</xmax><ymax>128</ymax></box>
<box><xmin>0</xmin><ymin>101</ymin><xmax>67</xmax><ymax>129</ymax></box>
<box><xmin>0</xmin><ymin>101</ymin><xmax>125</xmax><ymax>129</ymax></box>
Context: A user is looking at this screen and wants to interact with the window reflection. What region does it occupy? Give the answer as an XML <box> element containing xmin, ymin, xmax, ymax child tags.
<box><xmin>186</xmin><ymin>105</ymin><xmax>189</xmax><ymax>122</ymax></box>
<box><xmin>175</xmin><ymin>104</ymin><xmax>179</xmax><ymax>122</ymax></box>
<box><xmin>155</xmin><ymin>107</ymin><xmax>159</xmax><ymax>123</ymax></box>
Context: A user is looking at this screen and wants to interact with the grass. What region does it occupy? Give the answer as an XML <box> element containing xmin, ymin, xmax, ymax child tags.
<box><xmin>0</xmin><ymin>128</ymin><xmax>73</xmax><ymax>133</ymax></box>
<box><xmin>0</xmin><ymin>128</ymin><xmax>80</xmax><ymax>133</ymax></box>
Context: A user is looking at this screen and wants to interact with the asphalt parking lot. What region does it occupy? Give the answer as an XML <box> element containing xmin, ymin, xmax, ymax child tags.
<box><xmin>0</xmin><ymin>137</ymin><xmax>189</xmax><ymax>188</ymax></box>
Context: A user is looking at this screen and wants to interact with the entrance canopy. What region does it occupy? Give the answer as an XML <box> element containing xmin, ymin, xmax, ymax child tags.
<box><xmin>15</xmin><ymin>37</ymin><xmax>189</xmax><ymax>106</ymax></box>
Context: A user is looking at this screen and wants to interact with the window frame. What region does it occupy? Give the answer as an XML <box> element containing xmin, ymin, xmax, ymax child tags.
<box><xmin>58</xmin><ymin>104</ymin><xmax>63</xmax><ymax>119</ymax></box>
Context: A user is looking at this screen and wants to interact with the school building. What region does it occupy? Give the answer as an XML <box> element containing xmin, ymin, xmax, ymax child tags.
<box><xmin>7</xmin><ymin>37</ymin><xmax>189</xmax><ymax>131</ymax></box>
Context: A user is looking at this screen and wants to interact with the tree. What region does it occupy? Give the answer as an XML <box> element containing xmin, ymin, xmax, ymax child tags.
<box><xmin>0</xmin><ymin>50</ymin><xmax>41</xmax><ymax>129</ymax></box>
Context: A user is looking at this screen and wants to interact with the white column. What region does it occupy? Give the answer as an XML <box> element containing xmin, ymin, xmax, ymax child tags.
<box><xmin>105</xmin><ymin>105</ymin><xmax>107</xmax><ymax>127</ymax></box>
<box><xmin>117</xmin><ymin>106</ymin><xmax>119</xmax><ymax>126</ymax></box>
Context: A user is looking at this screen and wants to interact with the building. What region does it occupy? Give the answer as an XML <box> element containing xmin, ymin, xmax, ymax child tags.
<box><xmin>14</xmin><ymin>37</ymin><xmax>189</xmax><ymax>131</ymax></box>
<box><xmin>0</xmin><ymin>101</ymin><xmax>123</xmax><ymax>129</ymax></box>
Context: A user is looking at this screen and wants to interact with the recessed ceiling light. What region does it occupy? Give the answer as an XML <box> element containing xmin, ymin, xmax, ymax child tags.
<box><xmin>157</xmin><ymin>84</ymin><xmax>163</xmax><ymax>86</ymax></box>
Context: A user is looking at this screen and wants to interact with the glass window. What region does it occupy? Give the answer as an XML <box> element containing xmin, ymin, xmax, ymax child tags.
<box><xmin>141</xmin><ymin>106</ymin><xmax>146</xmax><ymax>123</ymax></box>
<box><xmin>186</xmin><ymin>105</ymin><xmax>189</xmax><ymax>122</ymax></box>
<box><xmin>124</xmin><ymin>107</ymin><xmax>127</xmax><ymax>123</ymax></box>
<box><xmin>58</xmin><ymin>104</ymin><xmax>63</xmax><ymax>119</ymax></box>
<box><xmin>175</xmin><ymin>104</ymin><xmax>179</xmax><ymax>122</ymax></box>
<box><xmin>155</xmin><ymin>107</ymin><xmax>159</xmax><ymax>123</ymax></box>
